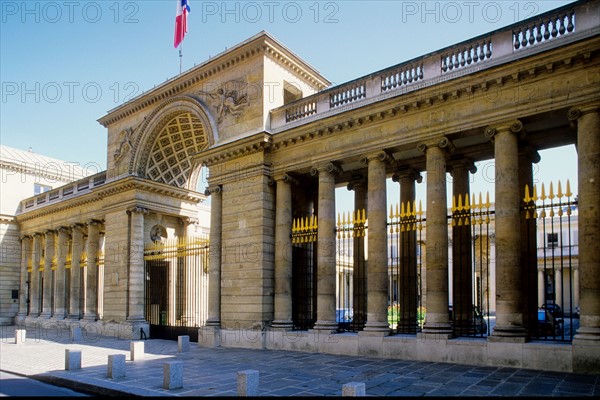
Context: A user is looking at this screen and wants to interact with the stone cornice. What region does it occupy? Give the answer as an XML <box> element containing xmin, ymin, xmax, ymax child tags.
<box><xmin>0</xmin><ymin>214</ymin><xmax>17</xmax><ymax>224</ymax></box>
<box><xmin>98</xmin><ymin>32</ymin><xmax>330</xmax><ymax>128</ymax></box>
<box><xmin>197</xmin><ymin>133</ymin><xmax>272</xmax><ymax>167</ymax></box>
<box><xmin>16</xmin><ymin>176</ymin><xmax>205</xmax><ymax>223</ymax></box>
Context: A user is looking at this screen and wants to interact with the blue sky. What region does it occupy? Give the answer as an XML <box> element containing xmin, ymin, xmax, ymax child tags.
<box><xmin>1</xmin><ymin>0</ymin><xmax>578</xmax><ymax>204</ymax></box>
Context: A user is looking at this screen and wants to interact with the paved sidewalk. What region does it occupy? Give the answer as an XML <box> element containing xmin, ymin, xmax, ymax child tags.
<box><xmin>1</xmin><ymin>325</ymin><xmax>599</xmax><ymax>397</ymax></box>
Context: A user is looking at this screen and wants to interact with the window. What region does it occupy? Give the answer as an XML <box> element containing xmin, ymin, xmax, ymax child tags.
<box><xmin>547</xmin><ymin>232</ymin><xmax>558</xmax><ymax>249</ymax></box>
<box><xmin>34</xmin><ymin>183</ymin><xmax>51</xmax><ymax>195</ymax></box>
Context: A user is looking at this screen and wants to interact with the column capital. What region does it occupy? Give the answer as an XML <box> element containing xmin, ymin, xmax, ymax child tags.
<box><xmin>70</xmin><ymin>222</ymin><xmax>85</xmax><ymax>231</ymax></box>
<box><xmin>44</xmin><ymin>229</ymin><xmax>56</xmax><ymax>236</ymax></box>
<box><xmin>518</xmin><ymin>146</ymin><xmax>541</xmax><ymax>164</ymax></box>
<box><xmin>20</xmin><ymin>234</ymin><xmax>32</xmax><ymax>241</ymax></box>
<box><xmin>310</xmin><ymin>161</ymin><xmax>342</xmax><ymax>176</ymax></box>
<box><xmin>181</xmin><ymin>216</ymin><xmax>199</xmax><ymax>226</ymax></box>
<box><xmin>360</xmin><ymin>150</ymin><xmax>392</xmax><ymax>165</ymax></box>
<box><xmin>417</xmin><ymin>136</ymin><xmax>455</xmax><ymax>154</ymax></box>
<box><xmin>127</xmin><ymin>206</ymin><xmax>149</xmax><ymax>215</ymax></box>
<box><xmin>447</xmin><ymin>159</ymin><xmax>477</xmax><ymax>175</ymax></box>
<box><xmin>567</xmin><ymin>104</ymin><xmax>600</xmax><ymax>121</ymax></box>
<box><xmin>32</xmin><ymin>232</ymin><xmax>43</xmax><ymax>238</ymax></box>
<box><xmin>484</xmin><ymin>119</ymin><xmax>524</xmax><ymax>141</ymax></box>
<box><xmin>86</xmin><ymin>219</ymin><xmax>103</xmax><ymax>227</ymax></box>
<box><xmin>57</xmin><ymin>226</ymin><xmax>70</xmax><ymax>234</ymax></box>
<box><xmin>274</xmin><ymin>173</ymin><xmax>299</xmax><ymax>185</ymax></box>
<box><xmin>392</xmin><ymin>167</ymin><xmax>423</xmax><ymax>183</ymax></box>
<box><xmin>205</xmin><ymin>185</ymin><xmax>222</xmax><ymax>195</ymax></box>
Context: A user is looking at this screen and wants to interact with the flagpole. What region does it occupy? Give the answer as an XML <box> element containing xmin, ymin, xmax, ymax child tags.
<box><xmin>179</xmin><ymin>42</ymin><xmax>183</xmax><ymax>74</ymax></box>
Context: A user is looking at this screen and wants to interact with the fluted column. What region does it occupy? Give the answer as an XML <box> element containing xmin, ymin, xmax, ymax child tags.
<box><xmin>127</xmin><ymin>207</ymin><xmax>147</xmax><ymax>321</ymax></box>
<box><xmin>361</xmin><ymin>151</ymin><xmax>391</xmax><ymax>334</ymax></box>
<box><xmin>486</xmin><ymin>120</ymin><xmax>527</xmax><ymax>339</ymax></box>
<box><xmin>569</xmin><ymin>105</ymin><xmax>600</xmax><ymax>343</ymax></box>
<box><xmin>519</xmin><ymin>147</ymin><xmax>540</xmax><ymax>336</ymax></box>
<box><xmin>84</xmin><ymin>220</ymin><xmax>101</xmax><ymax>321</ymax></box>
<box><xmin>17</xmin><ymin>235</ymin><xmax>32</xmax><ymax>321</ymax></box>
<box><xmin>310</xmin><ymin>162</ymin><xmax>339</xmax><ymax>332</ymax></box>
<box><xmin>68</xmin><ymin>224</ymin><xmax>84</xmax><ymax>320</ymax></box>
<box><xmin>419</xmin><ymin>138</ymin><xmax>453</xmax><ymax>336</ymax></box>
<box><xmin>52</xmin><ymin>227</ymin><xmax>69</xmax><ymax>321</ymax></box>
<box><xmin>206</xmin><ymin>186</ymin><xmax>222</xmax><ymax>327</ymax></box>
<box><xmin>392</xmin><ymin>169</ymin><xmax>422</xmax><ymax>334</ymax></box>
<box><xmin>272</xmin><ymin>174</ymin><xmax>295</xmax><ymax>330</ymax></box>
<box><xmin>28</xmin><ymin>233</ymin><xmax>42</xmax><ymax>318</ymax></box>
<box><xmin>450</xmin><ymin>160</ymin><xmax>476</xmax><ymax>335</ymax></box>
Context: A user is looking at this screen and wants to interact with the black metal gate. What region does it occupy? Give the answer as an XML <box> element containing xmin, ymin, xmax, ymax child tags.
<box><xmin>144</xmin><ymin>236</ymin><xmax>210</xmax><ymax>340</ymax></box>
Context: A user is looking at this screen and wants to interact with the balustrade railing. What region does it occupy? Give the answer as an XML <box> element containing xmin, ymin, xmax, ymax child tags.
<box><xmin>270</xmin><ymin>1</ymin><xmax>593</xmax><ymax>130</ymax></box>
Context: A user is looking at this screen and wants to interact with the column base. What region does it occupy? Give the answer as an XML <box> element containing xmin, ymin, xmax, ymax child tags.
<box><xmin>309</xmin><ymin>320</ymin><xmax>338</xmax><ymax>334</ymax></box>
<box><xmin>362</xmin><ymin>321</ymin><xmax>391</xmax><ymax>336</ymax></box>
<box><xmin>491</xmin><ymin>324</ymin><xmax>527</xmax><ymax>340</ymax></box>
<box><xmin>198</xmin><ymin>325</ymin><xmax>221</xmax><ymax>348</ymax></box>
<box><xmin>270</xmin><ymin>320</ymin><xmax>294</xmax><ymax>330</ymax></box>
<box><xmin>38</xmin><ymin>312</ymin><xmax>52</xmax><ymax>319</ymax></box>
<box><xmin>421</xmin><ymin>322</ymin><xmax>453</xmax><ymax>337</ymax></box>
<box><xmin>574</xmin><ymin>326</ymin><xmax>600</xmax><ymax>341</ymax></box>
<box><xmin>205</xmin><ymin>318</ymin><xmax>221</xmax><ymax>328</ymax></box>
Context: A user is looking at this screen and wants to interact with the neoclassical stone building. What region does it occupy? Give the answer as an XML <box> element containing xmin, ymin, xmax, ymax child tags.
<box><xmin>13</xmin><ymin>0</ymin><xmax>599</xmax><ymax>373</ymax></box>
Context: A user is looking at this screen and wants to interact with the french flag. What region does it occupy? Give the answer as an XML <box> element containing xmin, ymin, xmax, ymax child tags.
<box><xmin>174</xmin><ymin>0</ymin><xmax>190</xmax><ymax>48</ymax></box>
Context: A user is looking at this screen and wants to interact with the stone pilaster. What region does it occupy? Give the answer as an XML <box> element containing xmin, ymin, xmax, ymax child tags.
<box><xmin>449</xmin><ymin>160</ymin><xmax>476</xmax><ymax>335</ymax></box>
<box><xmin>392</xmin><ymin>168</ymin><xmax>422</xmax><ymax>334</ymax></box>
<box><xmin>16</xmin><ymin>235</ymin><xmax>32</xmax><ymax>322</ymax></box>
<box><xmin>83</xmin><ymin>220</ymin><xmax>101</xmax><ymax>321</ymax></box>
<box><xmin>206</xmin><ymin>185</ymin><xmax>222</xmax><ymax>327</ymax></box>
<box><xmin>360</xmin><ymin>151</ymin><xmax>392</xmax><ymax>335</ymax></box>
<box><xmin>52</xmin><ymin>227</ymin><xmax>70</xmax><ymax>321</ymax></box>
<box><xmin>272</xmin><ymin>174</ymin><xmax>295</xmax><ymax>330</ymax></box>
<box><xmin>486</xmin><ymin>120</ymin><xmax>527</xmax><ymax>339</ymax></box>
<box><xmin>127</xmin><ymin>207</ymin><xmax>148</xmax><ymax>322</ymax></box>
<box><xmin>569</xmin><ymin>105</ymin><xmax>600</xmax><ymax>373</ymax></box>
<box><xmin>310</xmin><ymin>162</ymin><xmax>340</xmax><ymax>333</ymax></box>
<box><xmin>68</xmin><ymin>224</ymin><xmax>84</xmax><ymax>321</ymax></box>
<box><xmin>418</xmin><ymin>138</ymin><xmax>453</xmax><ymax>337</ymax></box>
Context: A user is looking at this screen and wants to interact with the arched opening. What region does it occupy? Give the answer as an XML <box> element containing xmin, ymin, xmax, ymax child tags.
<box><xmin>145</xmin><ymin>112</ymin><xmax>209</xmax><ymax>189</ymax></box>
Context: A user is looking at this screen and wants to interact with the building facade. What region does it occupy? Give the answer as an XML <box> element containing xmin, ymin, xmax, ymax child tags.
<box><xmin>11</xmin><ymin>0</ymin><xmax>600</xmax><ymax>374</ymax></box>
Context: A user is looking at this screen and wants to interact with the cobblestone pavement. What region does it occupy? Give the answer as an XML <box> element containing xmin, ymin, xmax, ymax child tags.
<box><xmin>1</xmin><ymin>325</ymin><xmax>599</xmax><ymax>397</ymax></box>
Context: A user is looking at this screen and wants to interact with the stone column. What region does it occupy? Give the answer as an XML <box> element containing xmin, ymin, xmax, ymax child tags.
<box><xmin>419</xmin><ymin>138</ymin><xmax>453</xmax><ymax>336</ymax></box>
<box><xmin>206</xmin><ymin>186</ymin><xmax>222</xmax><ymax>327</ymax></box>
<box><xmin>68</xmin><ymin>224</ymin><xmax>84</xmax><ymax>320</ymax></box>
<box><xmin>392</xmin><ymin>169</ymin><xmax>421</xmax><ymax>334</ymax></box>
<box><xmin>310</xmin><ymin>162</ymin><xmax>339</xmax><ymax>332</ymax></box>
<box><xmin>272</xmin><ymin>174</ymin><xmax>295</xmax><ymax>330</ymax></box>
<box><xmin>39</xmin><ymin>230</ymin><xmax>55</xmax><ymax>319</ymax></box>
<box><xmin>486</xmin><ymin>120</ymin><xmax>527</xmax><ymax>339</ymax></box>
<box><xmin>519</xmin><ymin>147</ymin><xmax>540</xmax><ymax>336</ymax></box>
<box><xmin>450</xmin><ymin>160</ymin><xmax>476</xmax><ymax>335</ymax></box>
<box><xmin>570</xmin><ymin>106</ymin><xmax>600</xmax><ymax>348</ymax></box>
<box><xmin>83</xmin><ymin>220</ymin><xmax>101</xmax><ymax>321</ymax></box>
<box><xmin>28</xmin><ymin>233</ymin><xmax>42</xmax><ymax>318</ymax></box>
<box><xmin>360</xmin><ymin>151</ymin><xmax>391</xmax><ymax>334</ymax></box>
<box><xmin>16</xmin><ymin>235</ymin><xmax>32</xmax><ymax>322</ymax></box>
<box><xmin>347</xmin><ymin>178</ymin><xmax>367</xmax><ymax>331</ymax></box>
<box><xmin>127</xmin><ymin>207</ymin><xmax>148</xmax><ymax>322</ymax></box>
<box><xmin>52</xmin><ymin>227</ymin><xmax>69</xmax><ymax>321</ymax></box>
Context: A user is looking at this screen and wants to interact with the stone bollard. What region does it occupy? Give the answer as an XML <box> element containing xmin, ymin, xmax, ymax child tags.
<box><xmin>163</xmin><ymin>361</ymin><xmax>183</xmax><ymax>390</ymax></box>
<box><xmin>65</xmin><ymin>349</ymin><xmax>82</xmax><ymax>370</ymax></box>
<box><xmin>107</xmin><ymin>354</ymin><xmax>126</xmax><ymax>379</ymax></box>
<box><xmin>237</xmin><ymin>369</ymin><xmax>259</xmax><ymax>397</ymax></box>
<box><xmin>70</xmin><ymin>326</ymin><xmax>82</xmax><ymax>342</ymax></box>
<box><xmin>14</xmin><ymin>329</ymin><xmax>26</xmax><ymax>345</ymax></box>
<box><xmin>342</xmin><ymin>382</ymin><xmax>366</xmax><ymax>396</ymax></box>
<box><xmin>178</xmin><ymin>335</ymin><xmax>190</xmax><ymax>353</ymax></box>
<box><xmin>130</xmin><ymin>341</ymin><xmax>145</xmax><ymax>361</ymax></box>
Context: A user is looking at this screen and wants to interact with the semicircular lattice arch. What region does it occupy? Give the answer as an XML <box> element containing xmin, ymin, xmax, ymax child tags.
<box><xmin>131</xmin><ymin>96</ymin><xmax>216</xmax><ymax>190</ymax></box>
<box><xmin>145</xmin><ymin>112</ymin><xmax>208</xmax><ymax>188</ymax></box>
